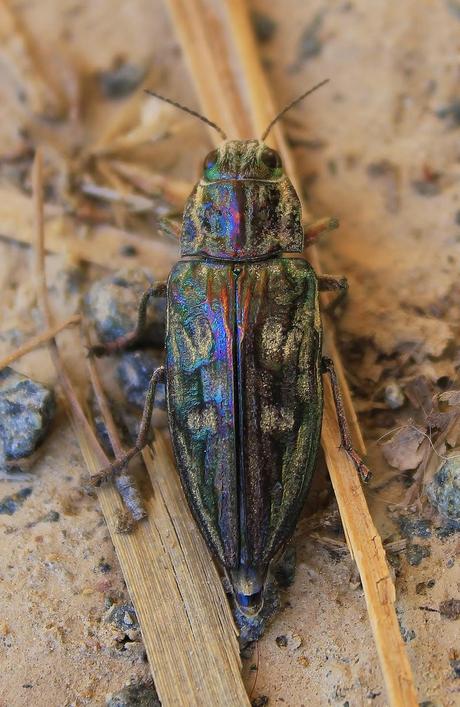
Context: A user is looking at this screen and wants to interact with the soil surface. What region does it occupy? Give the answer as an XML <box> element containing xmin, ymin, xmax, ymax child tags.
<box><xmin>0</xmin><ymin>1</ymin><xmax>459</xmax><ymax>706</ymax></box>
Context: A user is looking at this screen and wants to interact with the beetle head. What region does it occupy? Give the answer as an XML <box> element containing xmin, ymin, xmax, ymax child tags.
<box><xmin>181</xmin><ymin>139</ymin><xmax>304</xmax><ymax>259</ymax></box>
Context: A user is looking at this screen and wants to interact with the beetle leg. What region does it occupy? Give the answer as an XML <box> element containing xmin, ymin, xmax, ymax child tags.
<box><xmin>89</xmin><ymin>282</ymin><xmax>167</xmax><ymax>357</ymax></box>
<box><xmin>91</xmin><ymin>365</ymin><xmax>166</xmax><ymax>485</ymax></box>
<box><xmin>321</xmin><ymin>356</ymin><xmax>371</xmax><ymax>482</ymax></box>
<box><xmin>318</xmin><ymin>275</ymin><xmax>348</xmax><ymax>292</ymax></box>
<box><xmin>318</xmin><ymin>275</ymin><xmax>348</xmax><ymax>316</ymax></box>
<box><xmin>304</xmin><ymin>216</ymin><xmax>339</xmax><ymax>246</ymax></box>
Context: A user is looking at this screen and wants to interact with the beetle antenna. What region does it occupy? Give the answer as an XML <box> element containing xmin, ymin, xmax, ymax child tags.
<box><xmin>261</xmin><ymin>79</ymin><xmax>330</xmax><ymax>141</ymax></box>
<box><xmin>144</xmin><ymin>89</ymin><xmax>227</xmax><ymax>140</ymax></box>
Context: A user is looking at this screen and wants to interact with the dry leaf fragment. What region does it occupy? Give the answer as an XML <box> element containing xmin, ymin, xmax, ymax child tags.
<box><xmin>382</xmin><ymin>426</ymin><xmax>427</xmax><ymax>471</ymax></box>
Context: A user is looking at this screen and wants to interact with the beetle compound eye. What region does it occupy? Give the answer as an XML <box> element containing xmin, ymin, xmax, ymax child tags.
<box><xmin>203</xmin><ymin>149</ymin><xmax>219</xmax><ymax>175</ymax></box>
<box><xmin>260</xmin><ymin>147</ymin><xmax>282</xmax><ymax>170</ymax></box>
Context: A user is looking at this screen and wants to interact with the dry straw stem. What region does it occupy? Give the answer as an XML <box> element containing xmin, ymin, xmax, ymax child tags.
<box><xmin>32</xmin><ymin>149</ymin><xmax>249</xmax><ymax>706</ymax></box>
<box><xmin>164</xmin><ymin>1</ymin><xmax>417</xmax><ymax>704</ymax></box>
<box><xmin>0</xmin><ymin>314</ymin><xmax>80</xmax><ymax>370</ymax></box>
<box><xmin>323</xmin><ymin>378</ymin><xmax>418</xmax><ymax>706</ymax></box>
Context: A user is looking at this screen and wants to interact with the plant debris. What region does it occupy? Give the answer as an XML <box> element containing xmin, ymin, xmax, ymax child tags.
<box><xmin>381</xmin><ymin>426</ymin><xmax>426</xmax><ymax>471</ymax></box>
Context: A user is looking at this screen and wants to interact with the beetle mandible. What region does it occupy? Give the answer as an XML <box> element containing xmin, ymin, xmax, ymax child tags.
<box><xmin>91</xmin><ymin>83</ymin><xmax>370</xmax><ymax>616</ymax></box>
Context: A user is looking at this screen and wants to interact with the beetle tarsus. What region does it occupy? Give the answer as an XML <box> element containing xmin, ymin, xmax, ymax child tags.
<box><xmin>318</xmin><ymin>275</ymin><xmax>348</xmax><ymax>293</ymax></box>
<box><xmin>304</xmin><ymin>216</ymin><xmax>339</xmax><ymax>246</ymax></box>
<box><xmin>321</xmin><ymin>356</ymin><xmax>371</xmax><ymax>483</ymax></box>
<box><xmin>91</xmin><ymin>365</ymin><xmax>166</xmax><ymax>485</ymax></box>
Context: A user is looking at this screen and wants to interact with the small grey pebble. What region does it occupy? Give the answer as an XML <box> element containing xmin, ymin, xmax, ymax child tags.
<box><xmin>41</xmin><ymin>510</ymin><xmax>60</xmax><ymax>522</ymax></box>
<box><xmin>251</xmin><ymin>697</ymin><xmax>269</xmax><ymax>707</ymax></box>
<box><xmin>251</xmin><ymin>10</ymin><xmax>277</xmax><ymax>42</ymax></box>
<box><xmin>106</xmin><ymin>682</ymin><xmax>160</xmax><ymax>707</ymax></box>
<box><xmin>406</xmin><ymin>543</ymin><xmax>431</xmax><ymax>567</ymax></box>
<box><xmin>384</xmin><ymin>381</ymin><xmax>405</xmax><ymax>409</ymax></box>
<box><xmin>86</xmin><ymin>267</ymin><xmax>165</xmax><ymax>348</ymax></box>
<box><xmin>427</xmin><ymin>455</ymin><xmax>460</xmax><ymax>520</ymax></box>
<box><xmin>0</xmin><ymin>367</ymin><xmax>56</xmax><ymax>469</ymax></box>
<box><xmin>272</xmin><ymin>544</ymin><xmax>296</xmax><ymax>588</ymax></box>
<box><xmin>397</xmin><ymin>516</ymin><xmax>432</xmax><ymax>538</ymax></box>
<box><xmin>105</xmin><ymin>603</ymin><xmax>139</xmax><ymax>631</ymax></box>
<box><xmin>99</xmin><ymin>63</ymin><xmax>146</xmax><ymax>99</ymax></box>
<box><xmin>117</xmin><ymin>350</ymin><xmax>165</xmax><ymax>410</ymax></box>
<box><xmin>0</xmin><ymin>487</ymin><xmax>32</xmax><ymax>515</ymax></box>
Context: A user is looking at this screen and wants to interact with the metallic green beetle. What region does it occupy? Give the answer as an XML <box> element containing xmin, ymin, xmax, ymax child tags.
<box><xmin>92</xmin><ymin>93</ymin><xmax>369</xmax><ymax>617</ymax></box>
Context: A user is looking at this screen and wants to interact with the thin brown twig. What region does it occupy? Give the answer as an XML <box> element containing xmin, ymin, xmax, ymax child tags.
<box><xmin>82</xmin><ymin>325</ymin><xmax>147</xmax><ymax>520</ymax></box>
<box><xmin>32</xmin><ymin>148</ymin><xmax>108</xmax><ymax>470</ymax></box>
<box><xmin>0</xmin><ymin>314</ymin><xmax>81</xmax><ymax>370</ymax></box>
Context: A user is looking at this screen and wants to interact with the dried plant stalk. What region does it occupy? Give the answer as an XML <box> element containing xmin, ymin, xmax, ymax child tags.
<box><xmin>322</xmin><ymin>378</ymin><xmax>418</xmax><ymax>706</ymax></box>
<box><xmin>0</xmin><ymin>314</ymin><xmax>80</xmax><ymax>370</ymax></box>
<box><xmin>163</xmin><ymin>1</ymin><xmax>417</xmax><ymax>704</ymax></box>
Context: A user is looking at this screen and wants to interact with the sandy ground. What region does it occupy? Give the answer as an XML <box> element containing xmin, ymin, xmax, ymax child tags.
<box><xmin>0</xmin><ymin>1</ymin><xmax>459</xmax><ymax>705</ymax></box>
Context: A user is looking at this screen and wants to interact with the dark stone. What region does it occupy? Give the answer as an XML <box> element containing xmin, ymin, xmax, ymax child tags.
<box><xmin>0</xmin><ymin>368</ymin><xmax>56</xmax><ymax>467</ymax></box>
<box><xmin>272</xmin><ymin>544</ymin><xmax>296</xmax><ymax>588</ymax></box>
<box><xmin>86</xmin><ymin>268</ymin><xmax>166</xmax><ymax>348</ymax></box>
<box><xmin>41</xmin><ymin>510</ymin><xmax>60</xmax><ymax>522</ymax></box>
<box><xmin>119</xmin><ymin>244</ymin><xmax>138</xmax><ymax>257</ymax></box>
<box><xmin>106</xmin><ymin>682</ymin><xmax>160</xmax><ymax>707</ymax></box>
<box><xmin>397</xmin><ymin>516</ymin><xmax>432</xmax><ymax>538</ymax></box>
<box><xmin>450</xmin><ymin>658</ymin><xmax>460</xmax><ymax>678</ymax></box>
<box><xmin>427</xmin><ymin>457</ymin><xmax>460</xmax><ymax>520</ymax></box>
<box><xmin>117</xmin><ymin>350</ymin><xmax>165</xmax><ymax>410</ymax></box>
<box><xmin>275</xmin><ymin>635</ymin><xmax>288</xmax><ymax>647</ymax></box>
<box><xmin>89</xmin><ymin>392</ymin><xmax>134</xmax><ymax>453</ymax></box>
<box><xmin>400</xmin><ymin>622</ymin><xmax>416</xmax><ymax>643</ymax></box>
<box><xmin>251</xmin><ymin>696</ymin><xmax>269</xmax><ymax>707</ymax></box>
<box><xmin>411</xmin><ymin>179</ymin><xmax>441</xmax><ymax>197</ymax></box>
<box><xmin>436</xmin><ymin>519</ymin><xmax>460</xmax><ymax>538</ymax></box>
<box><xmin>406</xmin><ymin>543</ymin><xmax>431</xmax><ymax>566</ymax></box>
<box><xmin>0</xmin><ymin>486</ymin><xmax>32</xmax><ymax>515</ymax></box>
<box><xmin>415</xmin><ymin>579</ymin><xmax>435</xmax><ymax>595</ymax></box>
<box><xmin>251</xmin><ymin>10</ymin><xmax>277</xmax><ymax>42</ymax></box>
<box><xmin>99</xmin><ymin>63</ymin><xmax>146</xmax><ymax>99</ymax></box>
<box><xmin>439</xmin><ymin>598</ymin><xmax>460</xmax><ymax>620</ymax></box>
<box><xmin>98</xmin><ymin>560</ymin><xmax>112</xmax><ymax>574</ymax></box>
<box><xmin>106</xmin><ymin>603</ymin><xmax>139</xmax><ymax>631</ymax></box>
<box><xmin>436</xmin><ymin>100</ymin><xmax>460</xmax><ymax>127</ymax></box>
<box><xmin>292</xmin><ymin>13</ymin><xmax>324</xmax><ymax>69</ymax></box>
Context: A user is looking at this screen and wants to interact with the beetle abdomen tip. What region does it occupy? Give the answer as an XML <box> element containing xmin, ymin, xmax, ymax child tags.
<box><xmin>235</xmin><ymin>590</ymin><xmax>264</xmax><ymax>617</ymax></box>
